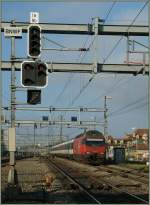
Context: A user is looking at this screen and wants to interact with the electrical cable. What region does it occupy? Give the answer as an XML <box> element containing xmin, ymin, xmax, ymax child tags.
<box><xmin>104</xmin><ymin>1</ymin><xmax>117</xmax><ymax>23</ymax></box>
<box><xmin>49</xmin><ymin>2</ymin><xmax>147</xmax><ymax>143</ymax></box>
<box><xmin>108</xmin><ymin>95</ymin><xmax>147</xmax><ymax>117</ymax></box>
<box><xmin>85</xmin><ymin>1</ymin><xmax>149</xmax><ymax>106</ymax></box>
<box><xmin>42</xmin><ymin>36</ymin><xmax>66</xmax><ymax>48</ymax></box>
<box><xmin>103</xmin><ymin>0</ymin><xmax>149</xmax><ymax>64</ymax></box>
<box><xmin>87</xmin><ymin>75</ymin><xmax>135</xmax><ymax>105</ymax></box>
<box><xmin>67</xmin><ymin>2</ymin><xmax>118</xmax><ymax>107</ymax></box>
<box><xmin>53</xmin><ymin>19</ymin><xmax>94</xmax><ymax>105</ymax></box>
<box><xmin>109</xmin><ymin>100</ymin><xmax>148</xmax><ymax>118</ymax></box>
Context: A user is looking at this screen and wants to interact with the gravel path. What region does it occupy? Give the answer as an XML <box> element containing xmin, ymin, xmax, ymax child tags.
<box><xmin>1</xmin><ymin>158</ymin><xmax>55</xmax><ymax>203</ymax></box>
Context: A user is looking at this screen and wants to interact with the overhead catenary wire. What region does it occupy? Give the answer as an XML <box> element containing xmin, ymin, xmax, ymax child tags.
<box><xmin>104</xmin><ymin>1</ymin><xmax>117</xmax><ymax>23</ymax></box>
<box><xmin>87</xmin><ymin>75</ymin><xmax>135</xmax><ymax>105</ymax></box>
<box><xmin>81</xmin><ymin>1</ymin><xmax>149</xmax><ymax>106</ymax></box>
<box><xmin>67</xmin><ymin>2</ymin><xmax>118</xmax><ymax>107</ymax></box>
<box><xmin>53</xmin><ymin>1</ymin><xmax>121</xmax><ymax>108</ymax></box>
<box><xmin>96</xmin><ymin>95</ymin><xmax>148</xmax><ymax>123</ymax></box>
<box><xmin>108</xmin><ymin>100</ymin><xmax>148</xmax><ymax>118</ymax></box>
<box><xmin>53</xmin><ymin>19</ymin><xmax>95</xmax><ymax>105</ymax></box>
<box><xmin>103</xmin><ymin>0</ymin><xmax>149</xmax><ymax>64</ymax></box>
<box><xmin>108</xmin><ymin>95</ymin><xmax>148</xmax><ymax>117</ymax></box>
<box><xmin>54</xmin><ymin>2</ymin><xmax>117</xmax><ymax>107</ymax></box>
<box><xmin>42</xmin><ymin>36</ymin><xmax>66</xmax><ymax>48</ymax></box>
<box><xmin>66</xmin><ymin>1</ymin><xmax>149</xmax><ymax>108</ymax></box>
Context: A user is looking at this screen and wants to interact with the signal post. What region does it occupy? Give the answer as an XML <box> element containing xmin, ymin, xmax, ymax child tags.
<box><xmin>5</xmin><ymin>20</ymin><xmax>21</xmax><ymax>200</ymax></box>
<box><xmin>5</xmin><ymin>13</ymin><xmax>48</xmax><ymax>198</ymax></box>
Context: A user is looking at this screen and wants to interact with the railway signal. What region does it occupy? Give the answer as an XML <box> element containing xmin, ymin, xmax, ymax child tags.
<box><xmin>27</xmin><ymin>89</ymin><xmax>41</xmax><ymax>104</ymax></box>
<box><xmin>21</xmin><ymin>61</ymin><xmax>48</xmax><ymax>88</ymax></box>
<box><xmin>28</xmin><ymin>25</ymin><xmax>41</xmax><ymax>58</ymax></box>
<box><xmin>21</xmin><ymin>61</ymin><xmax>35</xmax><ymax>87</ymax></box>
<box><xmin>36</xmin><ymin>62</ymin><xmax>48</xmax><ymax>87</ymax></box>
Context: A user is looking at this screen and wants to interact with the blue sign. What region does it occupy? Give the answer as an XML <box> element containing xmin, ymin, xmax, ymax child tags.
<box><xmin>71</xmin><ymin>116</ymin><xmax>77</xmax><ymax>121</ymax></box>
<box><xmin>42</xmin><ymin>116</ymin><xmax>49</xmax><ymax>121</ymax></box>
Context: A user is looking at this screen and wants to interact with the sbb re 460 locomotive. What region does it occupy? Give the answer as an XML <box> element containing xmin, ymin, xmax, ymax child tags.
<box><xmin>50</xmin><ymin>130</ymin><xmax>107</xmax><ymax>165</ymax></box>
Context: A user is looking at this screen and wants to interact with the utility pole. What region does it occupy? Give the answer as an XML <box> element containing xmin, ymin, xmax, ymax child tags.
<box><xmin>47</xmin><ymin>125</ymin><xmax>50</xmax><ymax>153</ymax></box>
<box><xmin>7</xmin><ymin>20</ymin><xmax>18</xmax><ymax>187</ymax></box>
<box><xmin>10</xmin><ymin>22</ymin><xmax>16</xmax><ymax>165</ymax></box>
<box><xmin>0</xmin><ymin>13</ymin><xmax>2</xmax><ymax>197</ymax></box>
<box><xmin>60</xmin><ymin>115</ymin><xmax>63</xmax><ymax>142</ymax></box>
<box><xmin>33</xmin><ymin>123</ymin><xmax>37</xmax><ymax>157</ymax></box>
<box><xmin>104</xmin><ymin>96</ymin><xmax>107</xmax><ymax>137</ymax></box>
<box><xmin>94</xmin><ymin>17</ymin><xmax>99</xmax><ymax>62</ymax></box>
<box><xmin>148</xmin><ymin>1</ymin><xmax>150</xmax><ymax>156</ymax></box>
<box><xmin>104</xmin><ymin>96</ymin><xmax>112</xmax><ymax>138</ymax></box>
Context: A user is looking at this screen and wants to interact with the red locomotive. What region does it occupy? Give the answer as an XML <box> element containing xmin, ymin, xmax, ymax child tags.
<box><xmin>73</xmin><ymin>130</ymin><xmax>106</xmax><ymax>164</ymax></box>
<box><xmin>50</xmin><ymin>130</ymin><xmax>107</xmax><ymax>165</ymax></box>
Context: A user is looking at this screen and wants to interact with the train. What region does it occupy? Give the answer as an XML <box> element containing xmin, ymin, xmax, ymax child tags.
<box><xmin>1</xmin><ymin>151</ymin><xmax>34</xmax><ymax>164</ymax></box>
<box><xmin>50</xmin><ymin>130</ymin><xmax>107</xmax><ymax>165</ymax></box>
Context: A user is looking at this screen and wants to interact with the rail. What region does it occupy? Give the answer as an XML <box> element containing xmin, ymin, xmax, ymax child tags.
<box><xmin>47</xmin><ymin>159</ymin><xmax>102</xmax><ymax>204</ymax></box>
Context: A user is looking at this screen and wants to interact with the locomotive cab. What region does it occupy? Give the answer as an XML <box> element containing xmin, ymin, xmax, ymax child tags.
<box><xmin>83</xmin><ymin>138</ymin><xmax>106</xmax><ymax>164</ymax></box>
<box><xmin>73</xmin><ymin>130</ymin><xmax>107</xmax><ymax>164</ymax></box>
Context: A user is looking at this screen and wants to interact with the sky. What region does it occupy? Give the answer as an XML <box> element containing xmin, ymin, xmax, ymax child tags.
<box><xmin>1</xmin><ymin>1</ymin><xmax>148</xmax><ymax>146</ymax></box>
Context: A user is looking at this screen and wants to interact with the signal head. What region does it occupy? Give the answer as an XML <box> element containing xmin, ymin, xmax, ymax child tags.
<box><xmin>28</xmin><ymin>25</ymin><xmax>41</xmax><ymax>58</ymax></box>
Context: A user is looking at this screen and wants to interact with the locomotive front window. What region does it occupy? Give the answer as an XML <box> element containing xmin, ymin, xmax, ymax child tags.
<box><xmin>81</xmin><ymin>139</ymin><xmax>86</xmax><ymax>144</ymax></box>
<box><xmin>86</xmin><ymin>139</ymin><xmax>105</xmax><ymax>146</ymax></box>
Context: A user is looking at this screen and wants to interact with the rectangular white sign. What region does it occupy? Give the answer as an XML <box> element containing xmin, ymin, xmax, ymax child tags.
<box><xmin>4</xmin><ymin>27</ymin><xmax>22</xmax><ymax>37</ymax></box>
<box><xmin>30</xmin><ymin>12</ymin><xmax>39</xmax><ymax>24</ymax></box>
<box><xmin>8</xmin><ymin>128</ymin><xmax>16</xmax><ymax>152</ymax></box>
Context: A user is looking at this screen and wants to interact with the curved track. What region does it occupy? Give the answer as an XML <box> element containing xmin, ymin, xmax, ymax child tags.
<box><xmin>46</xmin><ymin>158</ymin><xmax>149</xmax><ymax>204</ymax></box>
<box><xmin>48</xmin><ymin>159</ymin><xmax>102</xmax><ymax>204</ymax></box>
<box><xmin>95</xmin><ymin>165</ymin><xmax>149</xmax><ymax>185</ymax></box>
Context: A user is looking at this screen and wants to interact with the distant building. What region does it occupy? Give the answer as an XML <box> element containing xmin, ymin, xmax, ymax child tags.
<box><xmin>124</xmin><ymin>129</ymin><xmax>149</xmax><ymax>161</ymax></box>
<box><xmin>133</xmin><ymin>129</ymin><xmax>149</xmax><ymax>144</ymax></box>
<box><xmin>122</xmin><ymin>134</ymin><xmax>133</xmax><ymax>148</ymax></box>
<box><xmin>106</xmin><ymin>135</ymin><xmax>114</xmax><ymax>145</ymax></box>
<box><xmin>106</xmin><ymin>129</ymin><xmax>149</xmax><ymax>162</ymax></box>
<box><xmin>113</xmin><ymin>138</ymin><xmax>124</xmax><ymax>146</ymax></box>
<box><xmin>106</xmin><ymin>136</ymin><xmax>125</xmax><ymax>147</ymax></box>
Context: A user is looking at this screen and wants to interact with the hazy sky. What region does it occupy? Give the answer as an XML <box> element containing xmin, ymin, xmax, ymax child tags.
<box><xmin>2</xmin><ymin>1</ymin><xmax>148</xmax><ymax>146</ymax></box>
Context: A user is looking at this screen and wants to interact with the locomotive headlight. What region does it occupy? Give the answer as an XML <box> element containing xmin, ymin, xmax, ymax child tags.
<box><xmin>86</xmin><ymin>152</ymin><xmax>90</xmax><ymax>154</ymax></box>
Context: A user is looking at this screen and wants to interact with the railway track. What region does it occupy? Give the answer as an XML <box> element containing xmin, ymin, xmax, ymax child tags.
<box><xmin>46</xmin><ymin>158</ymin><xmax>149</xmax><ymax>204</ymax></box>
<box><xmin>47</xmin><ymin>159</ymin><xmax>102</xmax><ymax>204</ymax></box>
<box><xmin>95</xmin><ymin>165</ymin><xmax>149</xmax><ymax>185</ymax></box>
<box><xmin>1</xmin><ymin>156</ymin><xmax>34</xmax><ymax>167</ymax></box>
<box><xmin>108</xmin><ymin>164</ymin><xmax>149</xmax><ymax>177</ymax></box>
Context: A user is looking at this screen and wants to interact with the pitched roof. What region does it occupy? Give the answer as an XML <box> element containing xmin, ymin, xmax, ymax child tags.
<box><xmin>134</xmin><ymin>129</ymin><xmax>149</xmax><ymax>136</ymax></box>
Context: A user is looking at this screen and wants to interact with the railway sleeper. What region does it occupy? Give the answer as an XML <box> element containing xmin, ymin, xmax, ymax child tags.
<box><xmin>120</xmin><ymin>173</ymin><xmax>129</xmax><ymax>178</ymax></box>
<box><xmin>116</xmin><ymin>183</ymin><xmax>141</xmax><ymax>188</ymax></box>
<box><xmin>70</xmin><ymin>183</ymin><xmax>78</xmax><ymax>190</ymax></box>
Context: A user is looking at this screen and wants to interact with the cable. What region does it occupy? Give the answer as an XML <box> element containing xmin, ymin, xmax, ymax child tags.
<box><xmin>86</xmin><ymin>1</ymin><xmax>149</xmax><ymax>106</ymax></box>
<box><xmin>109</xmin><ymin>101</ymin><xmax>148</xmax><ymax>118</ymax></box>
<box><xmin>67</xmin><ymin>2</ymin><xmax>118</xmax><ymax>107</ymax></box>
<box><xmin>53</xmin><ymin>19</ymin><xmax>94</xmax><ymax>105</ymax></box>
<box><xmin>109</xmin><ymin>95</ymin><xmax>148</xmax><ymax>117</ymax></box>
<box><xmin>95</xmin><ymin>94</ymin><xmax>148</xmax><ymax>124</ymax></box>
<box><xmin>87</xmin><ymin>75</ymin><xmax>134</xmax><ymax>105</ymax></box>
<box><xmin>54</xmin><ymin>1</ymin><xmax>117</xmax><ymax>106</ymax></box>
<box><xmin>103</xmin><ymin>0</ymin><xmax>149</xmax><ymax>64</ymax></box>
<box><xmin>42</xmin><ymin>36</ymin><xmax>66</xmax><ymax>48</ymax></box>
<box><xmin>104</xmin><ymin>1</ymin><xmax>117</xmax><ymax>23</ymax></box>
<box><xmin>50</xmin><ymin>2</ymin><xmax>148</xmax><ymax>140</ymax></box>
